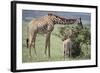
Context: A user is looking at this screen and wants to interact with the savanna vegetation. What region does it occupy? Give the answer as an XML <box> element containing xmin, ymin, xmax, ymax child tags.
<box><xmin>22</xmin><ymin>21</ymin><xmax>91</xmax><ymax>63</ymax></box>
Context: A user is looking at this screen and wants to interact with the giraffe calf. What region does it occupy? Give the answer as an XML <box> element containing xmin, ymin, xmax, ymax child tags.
<box><xmin>62</xmin><ymin>29</ymin><xmax>74</xmax><ymax>59</ymax></box>
<box><xmin>63</xmin><ymin>37</ymin><xmax>73</xmax><ymax>59</ymax></box>
<box><xmin>62</xmin><ymin>29</ymin><xmax>80</xmax><ymax>59</ymax></box>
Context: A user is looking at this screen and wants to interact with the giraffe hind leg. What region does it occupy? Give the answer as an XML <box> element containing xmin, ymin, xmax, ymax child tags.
<box><xmin>29</xmin><ymin>43</ymin><xmax>32</xmax><ymax>58</ymax></box>
<box><xmin>64</xmin><ymin>50</ymin><xmax>66</xmax><ymax>60</ymax></box>
<box><xmin>26</xmin><ymin>38</ymin><xmax>29</xmax><ymax>48</ymax></box>
<box><xmin>32</xmin><ymin>33</ymin><xmax>37</xmax><ymax>56</ymax></box>
<box><xmin>28</xmin><ymin>35</ymin><xmax>33</xmax><ymax>58</ymax></box>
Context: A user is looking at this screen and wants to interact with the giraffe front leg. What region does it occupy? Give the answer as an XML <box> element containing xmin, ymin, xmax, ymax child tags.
<box><xmin>48</xmin><ymin>37</ymin><xmax>50</xmax><ymax>58</ymax></box>
<box><xmin>45</xmin><ymin>32</ymin><xmax>51</xmax><ymax>58</ymax></box>
<box><xmin>45</xmin><ymin>35</ymin><xmax>48</xmax><ymax>55</ymax></box>
<box><xmin>45</xmin><ymin>33</ymin><xmax>49</xmax><ymax>55</ymax></box>
<box><xmin>47</xmin><ymin>33</ymin><xmax>51</xmax><ymax>58</ymax></box>
<box><xmin>45</xmin><ymin>42</ymin><xmax>47</xmax><ymax>55</ymax></box>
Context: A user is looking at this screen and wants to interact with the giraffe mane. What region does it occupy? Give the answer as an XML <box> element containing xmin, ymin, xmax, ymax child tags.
<box><xmin>48</xmin><ymin>13</ymin><xmax>63</xmax><ymax>19</ymax></box>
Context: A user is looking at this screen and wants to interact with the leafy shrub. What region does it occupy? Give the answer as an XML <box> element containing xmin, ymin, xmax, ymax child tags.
<box><xmin>53</xmin><ymin>25</ymin><xmax>91</xmax><ymax>59</ymax></box>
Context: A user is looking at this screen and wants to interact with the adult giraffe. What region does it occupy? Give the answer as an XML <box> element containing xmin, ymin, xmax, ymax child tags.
<box><xmin>26</xmin><ymin>13</ymin><xmax>83</xmax><ymax>58</ymax></box>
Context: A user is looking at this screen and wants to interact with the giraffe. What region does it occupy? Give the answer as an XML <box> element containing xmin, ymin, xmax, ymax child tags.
<box><xmin>62</xmin><ymin>29</ymin><xmax>78</xmax><ymax>59</ymax></box>
<box><xmin>26</xmin><ymin>13</ymin><xmax>83</xmax><ymax>58</ymax></box>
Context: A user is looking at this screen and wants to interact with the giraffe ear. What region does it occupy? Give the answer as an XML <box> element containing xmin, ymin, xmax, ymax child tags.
<box><xmin>79</xmin><ymin>17</ymin><xmax>81</xmax><ymax>21</ymax></box>
<box><xmin>48</xmin><ymin>13</ymin><xmax>53</xmax><ymax>16</ymax></box>
<box><xmin>78</xmin><ymin>17</ymin><xmax>81</xmax><ymax>21</ymax></box>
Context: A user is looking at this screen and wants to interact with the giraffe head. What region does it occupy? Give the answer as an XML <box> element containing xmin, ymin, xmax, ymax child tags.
<box><xmin>76</xmin><ymin>17</ymin><xmax>83</xmax><ymax>29</ymax></box>
<box><xmin>48</xmin><ymin>13</ymin><xmax>66</xmax><ymax>24</ymax></box>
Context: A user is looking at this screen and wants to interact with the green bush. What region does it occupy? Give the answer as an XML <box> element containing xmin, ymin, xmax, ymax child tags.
<box><xmin>53</xmin><ymin>25</ymin><xmax>91</xmax><ymax>59</ymax></box>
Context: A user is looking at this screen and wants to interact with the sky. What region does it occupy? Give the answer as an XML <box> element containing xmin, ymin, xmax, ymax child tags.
<box><xmin>22</xmin><ymin>10</ymin><xmax>91</xmax><ymax>25</ymax></box>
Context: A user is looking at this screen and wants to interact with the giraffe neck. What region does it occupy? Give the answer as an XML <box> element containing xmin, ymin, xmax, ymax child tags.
<box><xmin>64</xmin><ymin>19</ymin><xmax>77</xmax><ymax>24</ymax></box>
<box><xmin>54</xmin><ymin>17</ymin><xmax>78</xmax><ymax>25</ymax></box>
<box><xmin>48</xmin><ymin>14</ymin><xmax>82</xmax><ymax>27</ymax></box>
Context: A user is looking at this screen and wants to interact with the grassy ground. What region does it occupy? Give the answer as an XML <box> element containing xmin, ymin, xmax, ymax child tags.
<box><xmin>22</xmin><ymin>21</ymin><xmax>91</xmax><ymax>63</ymax></box>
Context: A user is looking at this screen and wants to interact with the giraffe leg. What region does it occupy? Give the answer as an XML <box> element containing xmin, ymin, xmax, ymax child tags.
<box><xmin>69</xmin><ymin>48</ymin><xmax>72</xmax><ymax>58</ymax></box>
<box><xmin>45</xmin><ymin>43</ymin><xmax>48</xmax><ymax>55</ymax></box>
<box><xmin>64</xmin><ymin>50</ymin><xmax>66</xmax><ymax>60</ymax></box>
<box><xmin>45</xmin><ymin>34</ymin><xmax>48</xmax><ymax>55</ymax></box>
<box><xmin>28</xmin><ymin>35</ymin><xmax>32</xmax><ymax>58</ymax></box>
<box><xmin>45</xmin><ymin>32</ymin><xmax>51</xmax><ymax>58</ymax></box>
<box><xmin>48</xmin><ymin>36</ymin><xmax>50</xmax><ymax>58</ymax></box>
<box><xmin>26</xmin><ymin>38</ymin><xmax>29</xmax><ymax>48</ymax></box>
<box><xmin>32</xmin><ymin>32</ymin><xmax>37</xmax><ymax>56</ymax></box>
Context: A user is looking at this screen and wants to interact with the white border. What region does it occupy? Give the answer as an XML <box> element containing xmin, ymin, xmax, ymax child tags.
<box><xmin>16</xmin><ymin>4</ymin><xmax>96</xmax><ymax>70</ymax></box>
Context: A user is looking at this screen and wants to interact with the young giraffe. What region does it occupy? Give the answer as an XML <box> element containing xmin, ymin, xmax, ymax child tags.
<box><xmin>26</xmin><ymin>13</ymin><xmax>83</xmax><ymax>58</ymax></box>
